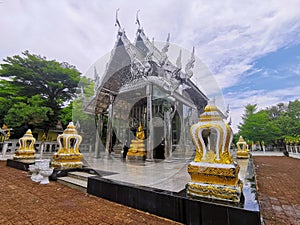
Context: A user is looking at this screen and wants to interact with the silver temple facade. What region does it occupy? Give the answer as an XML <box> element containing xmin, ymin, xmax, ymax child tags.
<box><xmin>83</xmin><ymin>15</ymin><xmax>208</xmax><ymax>160</ymax></box>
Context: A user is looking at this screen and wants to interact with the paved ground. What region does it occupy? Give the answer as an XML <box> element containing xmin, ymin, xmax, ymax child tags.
<box><xmin>0</xmin><ymin>161</ymin><xmax>180</xmax><ymax>225</ymax></box>
<box><xmin>1</xmin><ymin>156</ymin><xmax>299</xmax><ymax>225</ymax></box>
<box><xmin>254</xmin><ymin>156</ymin><xmax>300</xmax><ymax>225</ymax></box>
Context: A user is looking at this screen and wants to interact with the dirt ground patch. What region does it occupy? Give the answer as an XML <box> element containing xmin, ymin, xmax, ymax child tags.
<box><xmin>254</xmin><ymin>156</ymin><xmax>300</xmax><ymax>225</ymax></box>
<box><xmin>0</xmin><ymin>161</ymin><xmax>181</xmax><ymax>225</ymax></box>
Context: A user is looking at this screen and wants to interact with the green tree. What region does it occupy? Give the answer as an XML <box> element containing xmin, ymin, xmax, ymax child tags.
<box><xmin>0</xmin><ymin>51</ymin><xmax>81</xmax><ymax>128</ymax></box>
<box><xmin>0</xmin><ymin>80</ymin><xmax>17</xmax><ymax>125</ymax></box>
<box><xmin>60</xmin><ymin>102</ymin><xmax>73</xmax><ymax>127</ymax></box>
<box><xmin>243</xmin><ymin>104</ymin><xmax>257</xmax><ymax>118</ymax></box>
<box><xmin>286</xmin><ymin>100</ymin><xmax>300</xmax><ymax>135</ymax></box>
<box><xmin>274</xmin><ymin>100</ymin><xmax>300</xmax><ymax>140</ymax></box>
<box><xmin>71</xmin><ymin>77</ymin><xmax>96</xmax><ymax>141</ymax></box>
<box><xmin>238</xmin><ymin>100</ymin><xmax>300</xmax><ymax>149</ymax></box>
<box><xmin>265</xmin><ymin>103</ymin><xmax>287</xmax><ymax>120</ymax></box>
<box><xmin>238</xmin><ymin>104</ymin><xmax>257</xmax><ymax>134</ymax></box>
<box><xmin>4</xmin><ymin>95</ymin><xmax>53</xmax><ymax>137</ymax></box>
<box><xmin>238</xmin><ymin>105</ymin><xmax>281</xmax><ymax>145</ymax></box>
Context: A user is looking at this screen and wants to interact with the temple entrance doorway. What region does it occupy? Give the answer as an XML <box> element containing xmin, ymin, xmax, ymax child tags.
<box><xmin>153</xmin><ymin>122</ymin><xmax>164</xmax><ymax>159</ymax></box>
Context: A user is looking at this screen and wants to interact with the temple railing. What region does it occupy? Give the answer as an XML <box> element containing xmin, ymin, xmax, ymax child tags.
<box><xmin>1</xmin><ymin>139</ymin><xmax>93</xmax><ymax>156</ymax></box>
<box><xmin>286</xmin><ymin>145</ymin><xmax>300</xmax><ymax>154</ymax></box>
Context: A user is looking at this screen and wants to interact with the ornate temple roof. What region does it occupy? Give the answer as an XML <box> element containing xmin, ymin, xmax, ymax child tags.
<box><xmin>83</xmin><ymin>13</ymin><xmax>208</xmax><ymax>115</ymax></box>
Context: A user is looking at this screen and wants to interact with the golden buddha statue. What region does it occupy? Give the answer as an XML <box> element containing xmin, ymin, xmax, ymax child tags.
<box><xmin>136</xmin><ymin>123</ymin><xmax>145</xmax><ymax>140</ymax></box>
<box><xmin>126</xmin><ymin>122</ymin><xmax>146</xmax><ymax>161</ymax></box>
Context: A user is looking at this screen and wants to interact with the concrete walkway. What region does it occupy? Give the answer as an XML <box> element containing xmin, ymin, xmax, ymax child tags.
<box><xmin>251</xmin><ymin>150</ymin><xmax>300</xmax><ymax>159</ymax></box>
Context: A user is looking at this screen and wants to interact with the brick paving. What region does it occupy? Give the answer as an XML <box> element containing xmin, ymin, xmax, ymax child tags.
<box><xmin>0</xmin><ymin>161</ymin><xmax>181</xmax><ymax>225</ymax></box>
<box><xmin>254</xmin><ymin>156</ymin><xmax>300</xmax><ymax>225</ymax></box>
<box><xmin>1</xmin><ymin>156</ymin><xmax>299</xmax><ymax>225</ymax></box>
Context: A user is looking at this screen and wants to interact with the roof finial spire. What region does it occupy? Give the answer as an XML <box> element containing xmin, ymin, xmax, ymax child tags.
<box><xmin>136</xmin><ymin>10</ymin><xmax>141</xmax><ymax>29</ymax></box>
<box><xmin>176</xmin><ymin>50</ymin><xmax>182</xmax><ymax>69</ymax></box>
<box><xmin>115</xmin><ymin>8</ymin><xmax>122</xmax><ymax>31</ymax></box>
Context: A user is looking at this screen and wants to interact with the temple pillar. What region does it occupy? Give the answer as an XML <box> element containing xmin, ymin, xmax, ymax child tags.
<box><xmin>164</xmin><ymin>109</ymin><xmax>172</xmax><ymax>158</ymax></box>
<box><xmin>95</xmin><ymin>114</ymin><xmax>103</xmax><ymax>158</ymax></box>
<box><xmin>164</xmin><ymin>102</ymin><xmax>177</xmax><ymax>158</ymax></box>
<box><xmin>146</xmin><ymin>84</ymin><xmax>153</xmax><ymax>160</ymax></box>
<box><xmin>105</xmin><ymin>95</ymin><xmax>115</xmax><ymax>158</ymax></box>
<box><xmin>178</xmin><ymin>103</ymin><xmax>187</xmax><ymax>152</ymax></box>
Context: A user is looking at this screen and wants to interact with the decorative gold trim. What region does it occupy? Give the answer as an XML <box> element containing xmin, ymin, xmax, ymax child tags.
<box><xmin>187</xmin><ymin>180</ymin><xmax>243</xmax><ymax>203</ymax></box>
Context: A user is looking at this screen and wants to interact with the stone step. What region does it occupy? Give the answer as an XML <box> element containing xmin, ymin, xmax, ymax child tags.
<box><xmin>67</xmin><ymin>171</ymin><xmax>96</xmax><ymax>181</ymax></box>
<box><xmin>57</xmin><ymin>176</ymin><xmax>88</xmax><ymax>193</ymax></box>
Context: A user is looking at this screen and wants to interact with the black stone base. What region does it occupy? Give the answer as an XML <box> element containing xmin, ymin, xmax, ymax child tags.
<box><xmin>6</xmin><ymin>159</ymin><xmax>35</xmax><ymax>171</ymax></box>
<box><xmin>88</xmin><ymin>177</ymin><xmax>260</xmax><ymax>225</ymax></box>
<box><xmin>87</xmin><ymin>157</ymin><xmax>261</xmax><ymax>225</ymax></box>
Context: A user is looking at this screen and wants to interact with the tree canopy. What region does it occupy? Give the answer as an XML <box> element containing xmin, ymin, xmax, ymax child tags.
<box><xmin>0</xmin><ymin>51</ymin><xmax>81</xmax><ymax>137</ymax></box>
<box><xmin>238</xmin><ymin>100</ymin><xmax>300</xmax><ymax>146</ymax></box>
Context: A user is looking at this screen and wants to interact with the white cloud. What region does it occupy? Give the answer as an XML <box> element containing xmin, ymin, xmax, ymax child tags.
<box><xmin>1</xmin><ymin>0</ymin><xmax>300</xmax><ymax>134</ymax></box>
<box><xmin>225</xmin><ymin>85</ymin><xmax>300</xmax><ymax>133</ymax></box>
<box><xmin>1</xmin><ymin>0</ymin><xmax>299</xmax><ymax>75</ymax></box>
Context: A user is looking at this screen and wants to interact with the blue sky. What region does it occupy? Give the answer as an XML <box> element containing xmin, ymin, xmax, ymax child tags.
<box><xmin>224</xmin><ymin>43</ymin><xmax>300</xmax><ymax>130</ymax></box>
<box><xmin>226</xmin><ymin>44</ymin><xmax>300</xmax><ymax>92</ymax></box>
<box><xmin>0</xmin><ymin>0</ymin><xmax>299</xmax><ymax>132</ymax></box>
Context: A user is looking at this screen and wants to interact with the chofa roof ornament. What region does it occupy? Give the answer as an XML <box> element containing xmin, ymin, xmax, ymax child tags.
<box><xmin>160</xmin><ymin>33</ymin><xmax>170</xmax><ymax>65</ymax></box>
<box><xmin>136</xmin><ymin>10</ymin><xmax>141</xmax><ymax>30</ymax></box>
<box><xmin>184</xmin><ymin>46</ymin><xmax>195</xmax><ymax>79</ymax></box>
<box><xmin>115</xmin><ymin>8</ymin><xmax>122</xmax><ymax>31</ymax></box>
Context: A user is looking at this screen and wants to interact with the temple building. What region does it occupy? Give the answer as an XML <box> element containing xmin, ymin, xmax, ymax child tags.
<box><xmin>83</xmin><ymin>13</ymin><xmax>209</xmax><ymax>160</ymax></box>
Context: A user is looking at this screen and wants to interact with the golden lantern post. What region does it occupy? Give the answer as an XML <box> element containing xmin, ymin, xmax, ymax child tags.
<box><xmin>1</xmin><ymin>124</ymin><xmax>12</xmax><ymax>158</ymax></box>
<box><xmin>13</xmin><ymin>129</ymin><xmax>36</xmax><ymax>160</ymax></box>
<box><xmin>51</xmin><ymin>122</ymin><xmax>83</xmax><ymax>169</ymax></box>
<box><xmin>236</xmin><ymin>136</ymin><xmax>249</xmax><ymax>159</ymax></box>
<box><xmin>187</xmin><ymin>102</ymin><xmax>243</xmax><ymax>203</ymax></box>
